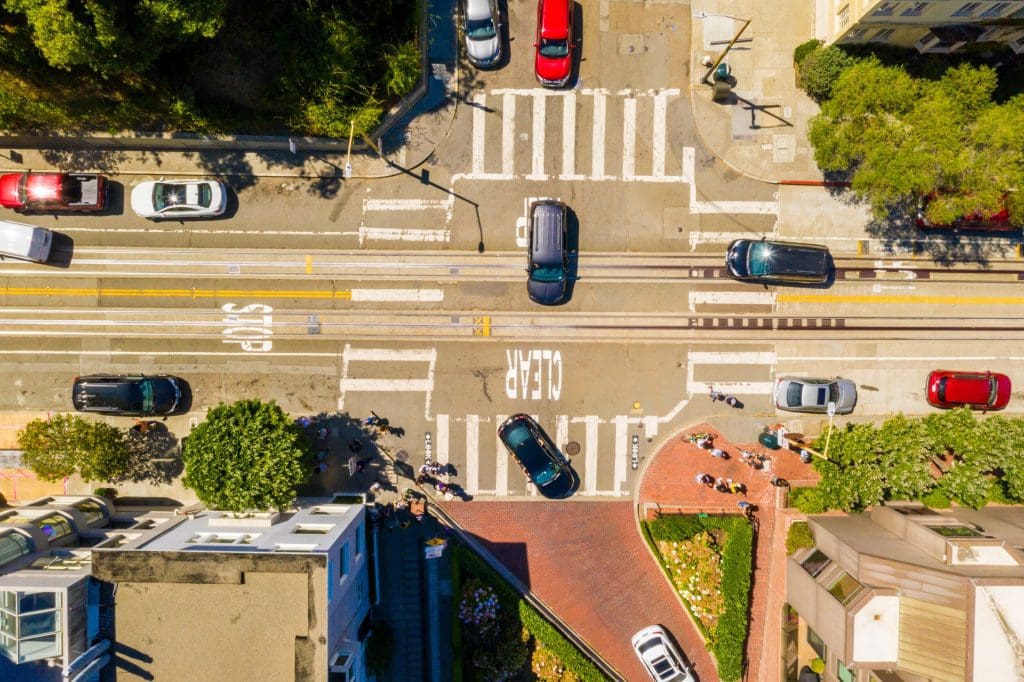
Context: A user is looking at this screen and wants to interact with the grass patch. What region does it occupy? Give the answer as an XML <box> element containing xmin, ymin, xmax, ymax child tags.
<box><xmin>644</xmin><ymin>514</ymin><xmax>754</xmax><ymax>682</ymax></box>
<box><xmin>454</xmin><ymin>544</ymin><xmax>608</xmax><ymax>681</ymax></box>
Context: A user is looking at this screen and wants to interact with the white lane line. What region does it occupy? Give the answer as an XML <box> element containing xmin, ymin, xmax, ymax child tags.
<box><xmin>585</xmin><ymin>415</ymin><xmax>599</xmax><ymax>496</ymax></box>
<box><xmin>59</xmin><ymin>227</ymin><xmax>362</xmax><ymax>237</ymax></box>
<box><xmin>561</xmin><ymin>93</ymin><xmax>578</xmax><ymax>180</ymax></box>
<box><xmin>592</xmin><ymin>92</ymin><xmax>607</xmax><ymax>179</ymax></box>
<box><xmin>502</xmin><ymin>93</ymin><xmax>516</xmax><ymax>177</ymax></box>
<box><xmin>466</xmin><ymin>414</ymin><xmax>479</xmax><ymax>495</ymax></box>
<box><xmin>342</xmin><ymin>348</ymin><xmax>437</xmax><ymax>362</ymax></box>
<box><xmin>473</xmin><ymin>92</ymin><xmax>487</xmax><ymax>175</ymax></box>
<box><xmin>692</xmin><ymin>200</ymin><xmax>779</xmax><ymax>214</ymax></box>
<box><xmin>495</xmin><ymin>414</ymin><xmax>508</xmax><ymax>496</ymax></box>
<box><xmin>689</xmin><ymin>231</ymin><xmax>777</xmax><ymax>249</ymax></box>
<box><xmin>350</xmin><ymin>289</ymin><xmax>444</xmax><ymax>302</ymax></box>
<box><xmin>358</xmin><ymin>226</ymin><xmax>450</xmax><ymax>244</ymax></box>
<box><xmin>622</xmin><ymin>97</ymin><xmax>637</xmax><ymax>179</ymax></box>
<box><xmin>688</xmin><ymin>290</ymin><xmax>776</xmax><ymax>312</ymax></box>
<box><xmin>362</xmin><ymin>199</ymin><xmax>448</xmax><ymax>212</ymax></box>
<box><xmin>652</xmin><ymin>92</ymin><xmax>668</xmax><ymax>178</ymax></box>
<box><xmin>689</xmin><ymin>351</ymin><xmax>777</xmax><ymax>365</ymax></box>
<box><xmin>613</xmin><ymin>415</ymin><xmax>628</xmax><ymax>493</ymax></box>
<box><xmin>436</xmin><ymin>414</ymin><xmax>449</xmax><ymax>467</ymax></box>
<box><xmin>527</xmin><ymin>94</ymin><xmax>547</xmax><ymax>180</ymax></box>
<box><xmin>338</xmin><ymin>379</ymin><xmax>434</xmax><ymax>391</ymax></box>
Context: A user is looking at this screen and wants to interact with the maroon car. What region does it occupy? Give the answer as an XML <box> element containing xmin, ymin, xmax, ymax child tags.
<box><xmin>926</xmin><ymin>370</ymin><xmax>1011</xmax><ymax>411</ymax></box>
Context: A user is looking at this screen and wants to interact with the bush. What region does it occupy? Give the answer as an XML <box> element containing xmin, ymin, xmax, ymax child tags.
<box><xmin>789</xmin><ymin>487</ymin><xmax>827</xmax><ymax>514</ymax></box>
<box><xmin>919</xmin><ymin>488</ymin><xmax>950</xmax><ymax>509</ymax></box>
<box><xmin>93</xmin><ymin>487</ymin><xmax>118</xmax><ymax>500</ymax></box>
<box><xmin>793</xmin><ymin>39</ymin><xmax>823</xmax><ymax>66</ymax></box>
<box><xmin>798</xmin><ymin>46</ymin><xmax>856</xmax><ymax>101</ymax></box>
<box><xmin>786</xmin><ymin>522</ymin><xmax>816</xmax><ymax>555</ymax></box>
<box><xmin>383</xmin><ymin>40</ymin><xmax>420</xmax><ymax>97</ymax></box>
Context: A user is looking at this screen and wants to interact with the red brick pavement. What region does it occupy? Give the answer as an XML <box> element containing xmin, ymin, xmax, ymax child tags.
<box><xmin>440</xmin><ymin>500</ymin><xmax>718</xmax><ymax>682</ymax></box>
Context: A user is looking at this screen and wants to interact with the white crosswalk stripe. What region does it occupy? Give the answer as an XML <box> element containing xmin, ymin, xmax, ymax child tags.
<box><xmin>358</xmin><ymin>194</ymin><xmax>454</xmax><ymax>244</ymax></box>
<box><xmin>686</xmin><ymin>350</ymin><xmax>776</xmax><ymax>395</ymax></box>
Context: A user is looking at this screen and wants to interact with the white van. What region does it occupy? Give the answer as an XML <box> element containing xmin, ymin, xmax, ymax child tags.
<box><xmin>0</xmin><ymin>219</ymin><xmax>53</xmax><ymax>263</ymax></box>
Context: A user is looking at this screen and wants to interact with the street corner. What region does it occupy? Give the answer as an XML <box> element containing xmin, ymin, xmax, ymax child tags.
<box><xmin>638</xmin><ymin>420</ymin><xmax>819</xmax><ymax>517</ymax></box>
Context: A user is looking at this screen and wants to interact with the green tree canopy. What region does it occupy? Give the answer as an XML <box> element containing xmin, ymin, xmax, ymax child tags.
<box><xmin>181</xmin><ymin>399</ymin><xmax>308</xmax><ymax>512</ymax></box>
<box><xmin>17</xmin><ymin>414</ymin><xmax>129</xmax><ymax>482</ymax></box>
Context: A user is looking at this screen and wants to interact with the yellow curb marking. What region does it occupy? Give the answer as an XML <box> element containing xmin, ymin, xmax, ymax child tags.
<box><xmin>305</xmin><ymin>255</ymin><xmax>313</xmax><ymax>274</ymax></box>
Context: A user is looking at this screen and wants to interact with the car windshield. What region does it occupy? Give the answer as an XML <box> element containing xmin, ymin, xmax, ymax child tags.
<box><xmin>466</xmin><ymin>17</ymin><xmax>496</xmax><ymax>39</ymax></box>
<box><xmin>539</xmin><ymin>37</ymin><xmax>569</xmax><ymax>58</ymax></box>
<box><xmin>746</xmin><ymin>241</ymin><xmax>776</xmax><ymax>276</ymax></box>
<box><xmin>138</xmin><ymin>380</ymin><xmax>155</xmax><ymax>412</ymax></box>
<box><xmin>651</xmin><ymin>656</ymin><xmax>674</xmax><ymax>677</ymax></box>
<box><xmin>828</xmin><ymin>383</ymin><xmax>840</xmax><ymax>403</ymax></box>
<box><xmin>988</xmin><ymin>378</ymin><xmax>998</xmax><ymax>404</ymax></box>
<box><xmin>786</xmin><ymin>383</ymin><xmax>803</xmax><ymax>407</ymax></box>
<box><xmin>531</xmin><ymin>265</ymin><xmax>564</xmax><ymax>283</ymax></box>
<box><xmin>532</xmin><ymin>462</ymin><xmax>560</xmax><ymax>485</ymax></box>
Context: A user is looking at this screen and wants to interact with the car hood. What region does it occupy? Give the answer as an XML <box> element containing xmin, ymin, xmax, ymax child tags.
<box><xmin>130</xmin><ymin>181</ymin><xmax>156</xmax><ymax>216</ymax></box>
<box><xmin>536</xmin><ymin>54</ymin><xmax>570</xmax><ymax>83</ymax></box>
<box><xmin>151</xmin><ymin>378</ymin><xmax>181</xmax><ymax>414</ymax></box>
<box><xmin>0</xmin><ymin>173</ymin><xmax>22</xmax><ymax>208</ymax></box>
<box><xmin>467</xmin><ymin>35</ymin><xmax>500</xmax><ymax>63</ymax></box>
<box><xmin>536</xmin><ymin>466</ymin><xmax>576</xmax><ymax>499</ymax></box>
<box><xmin>527</xmin><ymin>277</ymin><xmax>567</xmax><ymax>305</ymax></box>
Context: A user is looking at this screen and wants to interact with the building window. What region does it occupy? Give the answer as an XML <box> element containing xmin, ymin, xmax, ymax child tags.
<box><xmin>952</xmin><ymin>2</ymin><xmax>981</xmax><ymax>15</ymax></box>
<box><xmin>0</xmin><ymin>532</ymin><xmax>32</xmax><ymax>569</ymax></box>
<box><xmin>827</xmin><ymin>572</ymin><xmax>865</xmax><ymax>605</ymax></box>
<box><xmin>902</xmin><ymin>2</ymin><xmax>929</xmax><ymax>15</ymax></box>
<box><xmin>293</xmin><ymin>524</ymin><xmax>333</xmax><ymax>535</ymax></box>
<box><xmin>872</xmin><ymin>28</ymin><xmax>896</xmax><ymax>42</ymax></box>
<box><xmin>844</xmin><ymin>27</ymin><xmax>869</xmax><ymax>41</ymax></box>
<box><xmin>916</xmin><ymin>32</ymin><xmax>965</xmax><ymax>53</ymax></box>
<box><xmin>929</xmin><ymin>523</ymin><xmax>984</xmax><ymax>538</ymax></box>
<box><xmin>339</xmin><ymin>541</ymin><xmax>349</xmax><ymax>580</ymax></box>
<box><xmin>837</xmin><ymin>659</ymin><xmax>855</xmax><ymax>682</ymax></box>
<box><xmin>187</xmin><ymin>532</ymin><xmax>260</xmax><ymax>545</ymax></box>
<box><xmin>0</xmin><ymin>590</ymin><xmax>62</xmax><ymax>663</ymax></box>
<box><xmin>872</xmin><ymin>1</ymin><xmax>897</xmax><ymax>16</ymax></box>
<box><xmin>838</xmin><ymin>5</ymin><xmax>850</xmax><ymax>28</ymax></box>
<box><xmin>800</xmin><ymin>549</ymin><xmax>832</xmax><ymax>577</ymax></box>
<box><xmin>34</xmin><ymin>515</ymin><xmax>72</xmax><ymax>542</ymax></box>
<box><xmin>807</xmin><ymin>627</ymin><xmax>827</xmax><ymax>659</ymax></box>
<box><xmin>982</xmin><ymin>2</ymin><xmax>1010</xmax><ymax>16</ymax></box>
<box><xmin>355</xmin><ymin>523</ymin><xmax>364</xmax><ymax>557</ymax></box>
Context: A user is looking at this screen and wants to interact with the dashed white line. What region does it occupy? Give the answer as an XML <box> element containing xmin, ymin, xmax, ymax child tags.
<box><xmin>362</xmin><ymin>199</ymin><xmax>448</xmax><ymax>211</ymax></box>
<box><xmin>688</xmin><ymin>290</ymin><xmax>776</xmax><ymax>312</ymax></box>
<box><xmin>350</xmin><ymin>289</ymin><xmax>444</xmax><ymax>302</ymax></box>
<box><xmin>358</xmin><ymin>226</ymin><xmax>450</xmax><ymax>244</ymax></box>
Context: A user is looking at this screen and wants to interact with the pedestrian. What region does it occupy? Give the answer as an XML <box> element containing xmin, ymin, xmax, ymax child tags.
<box><xmin>363</xmin><ymin>414</ymin><xmax>378</xmax><ymax>427</ymax></box>
<box><xmin>737</xmin><ymin>500</ymin><xmax>752</xmax><ymax>514</ymax></box>
<box><xmin>369</xmin><ymin>481</ymin><xmax>382</xmax><ymax>494</ymax></box>
<box><xmin>724</xmin><ymin>395</ymin><xmax>738</xmax><ymax>407</ymax></box>
<box><xmin>696</xmin><ymin>473</ymin><xmax>714</xmax><ymax>488</ymax></box>
<box><xmin>709</xmin><ymin>387</ymin><xmax>725</xmax><ymax>401</ymax></box>
<box><xmin>799</xmin><ymin>449</ymin><xmax>813</xmax><ymax>463</ymax></box>
<box><xmin>695</xmin><ymin>472</ymin><xmax>707</xmax><ymax>485</ymax></box>
<box><xmin>715</xmin><ymin>477</ymin><xmax>728</xmax><ymax>493</ymax></box>
<box><xmin>419</xmin><ymin>464</ymin><xmax>431</xmax><ymax>476</ymax></box>
<box><xmin>348</xmin><ymin>440</ymin><xmax>362</xmax><ymax>453</ymax></box>
<box><xmin>376</xmin><ymin>418</ymin><xmax>391</xmax><ymax>435</ymax></box>
<box><xmin>711</xmin><ymin>447</ymin><xmax>727</xmax><ymax>459</ymax></box>
<box><xmin>317</xmin><ymin>426</ymin><xmax>329</xmax><ymax>440</ymax></box>
<box><xmin>437</xmin><ymin>481</ymin><xmax>449</xmax><ymax>494</ymax></box>
<box><xmin>729</xmin><ymin>480</ymin><xmax>746</xmax><ymax>495</ymax></box>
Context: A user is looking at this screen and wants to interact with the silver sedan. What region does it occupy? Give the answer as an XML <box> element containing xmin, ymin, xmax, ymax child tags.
<box><xmin>774</xmin><ymin>376</ymin><xmax>857</xmax><ymax>415</ymax></box>
<box><xmin>131</xmin><ymin>179</ymin><xmax>227</xmax><ymax>219</ymax></box>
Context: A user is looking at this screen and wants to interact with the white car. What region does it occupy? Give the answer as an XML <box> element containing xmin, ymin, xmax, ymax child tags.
<box><xmin>131</xmin><ymin>179</ymin><xmax>227</xmax><ymax>219</ymax></box>
<box><xmin>774</xmin><ymin>376</ymin><xmax>857</xmax><ymax>415</ymax></box>
<box><xmin>631</xmin><ymin>625</ymin><xmax>695</xmax><ymax>682</ymax></box>
<box><xmin>463</xmin><ymin>0</ymin><xmax>502</xmax><ymax>68</ymax></box>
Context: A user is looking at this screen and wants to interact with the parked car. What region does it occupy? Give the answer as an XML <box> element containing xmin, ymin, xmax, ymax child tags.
<box><xmin>0</xmin><ymin>219</ymin><xmax>53</xmax><ymax>263</ymax></box>
<box><xmin>463</xmin><ymin>0</ymin><xmax>502</xmax><ymax>68</ymax></box>
<box><xmin>131</xmin><ymin>179</ymin><xmax>227</xmax><ymax>219</ymax></box>
<box><xmin>72</xmin><ymin>375</ymin><xmax>183</xmax><ymax>416</ymax></box>
<box><xmin>0</xmin><ymin>172</ymin><xmax>107</xmax><ymax>212</ymax></box>
<box><xmin>775</xmin><ymin>377</ymin><xmax>857</xmax><ymax>415</ymax></box>
<box><xmin>726</xmin><ymin>238</ymin><xmax>831</xmax><ymax>285</ymax></box>
<box><xmin>631</xmin><ymin>625</ymin><xmax>694</xmax><ymax>682</ymax></box>
<box><xmin>527</xmin><ymin>199</ymin><xmax>570</xmax><ymax>304</ymax></box>
<box><xmin>915</xmin><ymin>193</ymin><xmax>1013</xmax><ymax>230</ymax></box>
<box><xmin>534</xmin><ymin>0</ymin><xmax>573</xmax><ymax>88</ymax></box>
<box><xmin>497</xmin><ymin>414</ymin><xmax>576</xmax><ymax>498</ymax></box>
<box><xmin>926</xmin><ymin>370</ymin><xmax>1011</xmax><ymax>411</ymax></box>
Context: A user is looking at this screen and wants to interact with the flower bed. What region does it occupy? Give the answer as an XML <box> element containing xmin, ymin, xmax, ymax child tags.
<box><xmin>644</xmin><ymin>514</ymin><xmax>754</xmax><ymax>682</ymax></box>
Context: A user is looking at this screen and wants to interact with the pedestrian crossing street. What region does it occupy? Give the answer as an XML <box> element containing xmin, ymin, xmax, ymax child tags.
<box><xmin>468</xmin><ymin>87</ymin><xmax>687</xmax><ymax>183</ymax></box>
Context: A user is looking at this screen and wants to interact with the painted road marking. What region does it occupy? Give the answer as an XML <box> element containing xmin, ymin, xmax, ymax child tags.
<box><xmin>502</xmin><ymin>93</ymin><xmax>516</xmax><ymax>177</ymax></box>
<box><xmin>556</xmin><ymin>414</ymin><xmax>569</xmax><ymax>453</ymax></box>
<box><xmin>688</xmin><ymin>290</ymin><xmax>776</xmax><ymax>312</ymax></box>
<box><xmin>561</xmin><ymin>93</ymin><xmax>582</xmax><ymax>180</ymax></box>
<box><xmin>687</xmin><ymin>350</ymin><xmax>776</xmax><ymax>395</ymax></box>
<box><xmin>0</xmin><ymin>286</ymin><xmax>354</xmax><ymax>300</ymax></box>
<box><xmin>592</xmin><ymin>91</ymin><xmax>607</xmax><ymax>179</ymax></box>
<box><xmin>466</xmin><ymin>414</ymin><xmax>479</xmax><ymax>495</ymax></box>
<box><xmin>779</xmin><ymin>293</ymin><xmax>1024</xmax><ymax>306</ymax></box>
<box><xmin>584</xmin><ymin>415</ymin><xmax>599</xmax><ymax>496</ymax></box>
<box><xmin>622</xmin><ymin>97</ymin><xmax>637</xmax><ymax>179</ymax></box>
<box><xmin>339</xmin><ymin>346</ymin><xmax>437</xmax><ymax>418</ymax></box>
<box><xmin>682</xmin><ymin>147</ymin><xmax>778</xmax><ymax>214</ymax></box>
<box><xmin>473</xmin><ymin>92</ymin><xmax>486</xmax><ymax>175</ymax></box>
<box><xmin>436</xmin><ymin>414</ymin><xmax>449</xmax><ymax>468</ymax></box>
<box><xmin>652</xmin><ymin>92</ymin><xmax>668</xmax><ymax>178</ymax></box>
<box><xmin>614</xmin><ymin>415</ymin><xmax>628</xmax><ymax>493</ymax></box>
<box><xmin>350</xmin><ymin>289</ymin><xmax>444</xmax><ymax>302</ymax></box>
<box><xmin>527</xmin><ymin>94</ymin><xmax>547</xmax><ymax>181</ymax></box>
<box><xmin>222</xmin><ymin>302</ymin><xmax>273</xmax><ymax>353</ymax></box>
<box><xmin>689</xmin><ymin>231</ymin><xmax>776</xmax><ymax>249</ymax></box>
<box><xmin>362</xmin><ymin>198</ymin><xmax>449</xmax><ymax>211</ymax></box>
<box><xmin>357</xmin><ymin>226</ymin><xmax>450</xmax><ymax>244</ymax></box>
<box><xmin>505</xmin><ymin>349</ymin><xmax>563</xmax><ymax>400</ymax></box>
<box><xmin>494</xmin><ymin>414</ymin><xmax>508</xmax><ymax>496</ymax></box>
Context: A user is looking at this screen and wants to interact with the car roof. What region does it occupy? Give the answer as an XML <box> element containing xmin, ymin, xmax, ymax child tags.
<box><xmin>939</xmin><ymin>372</ymin><xmax>994</xmax><ymax>404</ymax></box>
<box><xmin>465</xmin><ymin>0</ymin><xmax>493</xmax><ymax>19</ymax></box>
<box><xmin>539</xmin><ymin>0</ymin><xmax>570</xmax><ymax>37</ymax></box>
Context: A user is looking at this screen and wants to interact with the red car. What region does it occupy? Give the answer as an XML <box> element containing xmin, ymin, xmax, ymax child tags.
<box><xmin>0</xmin><ymin>172</ymin><xmax>108</xmax><ymax>212</ymax></box>
<box><xmin>534</xmin><ymin>0</ymin><xmax>573</xmax><ymax>88</ymax></box>
<box><xmin>926</xmin><ymin>370</ymin><xmax>1011</xmax><ymax>411</ymax></box>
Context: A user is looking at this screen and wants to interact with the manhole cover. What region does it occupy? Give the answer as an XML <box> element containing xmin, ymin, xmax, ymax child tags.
<box><xmin>565</xmin><ymin>441</ymin><xmax>581</xmax><ymax>456</ymax></box>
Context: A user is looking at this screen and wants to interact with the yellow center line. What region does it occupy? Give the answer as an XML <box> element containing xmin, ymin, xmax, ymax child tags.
<box><xmin>778</xmin><ymin>293</ymin><xmax>1024</xmax><ymax>306</ymax></box>
<box><xmin>3</xmin><ymin>286</ymin><xmax>353</xmax><ymax>300</ymax></box>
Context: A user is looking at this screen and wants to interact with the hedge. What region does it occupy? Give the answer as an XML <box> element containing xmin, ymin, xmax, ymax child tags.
<box><xmin>786</xmin><ymin>522</ymin><xmax>816</xmax><ymax>555</ymax></box>
<box><xmin>454</xmin><ymin>545</ymin><xmax>608</xmax><ymax>681</ymax></box>
<box><xmin>644</xmin><ymin>515</ymin><xmax>754</xmax><ymax>682</ymax></box>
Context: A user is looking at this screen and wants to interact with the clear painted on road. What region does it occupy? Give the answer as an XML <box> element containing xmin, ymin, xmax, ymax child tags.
<box><xmin>688</xmin><ymin>290</ymin><xmax>776</xmax><ymax>312</ymax></box>
<box><xmin>505</xmin><ymin>349</ymin><xmax>563</xmax><ymax>400</ymax></box>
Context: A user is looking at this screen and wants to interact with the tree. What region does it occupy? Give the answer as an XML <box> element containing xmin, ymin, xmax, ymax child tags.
<box><xmin>182</xmin><ymin>399</ymin><xmax>309</xmax><ymax>512</ymax></box>
<box><xmin>797</xmin><ymin>45</ymin><xmax>856</xmax><ymax>101</ymax></box>
<box><xmin>17</xmin><ymin>414</ymin><xmax>129</xmax><ymax>482</ymax></box>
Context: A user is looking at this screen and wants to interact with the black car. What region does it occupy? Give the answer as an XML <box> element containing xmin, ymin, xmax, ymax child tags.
<box><xmin>726</xmin><ymin>238</ymin><xmax>831</xmax><ymax>285</ymax></box>
<box><xmin>72</xmin><ymin>375</ymin><xmax>182</xmax><ymax>416</ymax></box>
<box><xmin>497</xmin><ymin>413</ymin><xmax>576</xmax><ymax>498</ymax></box>
<box><xmin>527</xmin><ymin>200</ymin><xmax>570</xmax><ymax>305</ymax></box>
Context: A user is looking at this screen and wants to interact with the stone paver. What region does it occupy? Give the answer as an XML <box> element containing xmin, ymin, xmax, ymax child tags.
<box><xmin>440</xmin><ymin>500</ymin><xmax>717</xmax><ymax>682</ymax></box>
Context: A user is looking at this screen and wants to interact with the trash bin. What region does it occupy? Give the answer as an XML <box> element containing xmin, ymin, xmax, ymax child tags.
<box><xmin>713</xmin><ymin>62</ymin><xmax>731</xmax><ymax>81</ymax></box>
<box><xmin>758</xmin><ymin>432</ymin><xmax>780</xmax><ymax>449</ymax></box>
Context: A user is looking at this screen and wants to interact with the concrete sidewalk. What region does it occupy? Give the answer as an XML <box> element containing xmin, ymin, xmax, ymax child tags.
<box><xmin>689</xmin><ymin>0</ymin><xmax>824</xmax><ymax>184</ymax></box>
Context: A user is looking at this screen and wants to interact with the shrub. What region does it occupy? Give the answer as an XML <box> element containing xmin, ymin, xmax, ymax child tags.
<box><xmin>798</xmin><ymin>46</ymin><xmax>856</xmax><ymax>101</ymax></box>
<box><xmin>383</xmin><ymin>40</ymin><xmax>420</xmax><ymax>97</ymax></box>
<box><xmin>793</xmin><ymin>39</ymin><xmax>823</xmax><ymax>66</ymax></box>
<box><xmin>789</xmin><ymin>487</ymin><xmax>827</xmax><ymax>514</ymax></box>
<box><xmin>786</xmin><ymin>522</ymin><xmax>815</xmax><ymax>555</ymax></box>
<box><xmin>93</xmin><ymin>487</ymin><xmax>118</xmax><ymax>500</ymax></box>
<box><xmin>919</xmin><ymin>487</ymin><xmax>951</xmax><ymax>508</ymax></box>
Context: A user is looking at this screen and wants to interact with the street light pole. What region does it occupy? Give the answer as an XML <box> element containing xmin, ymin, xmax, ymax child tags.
<box><xmin>700</xmin><ymin>18</ymin><xmax>752</xmax><ymax>85</ymax></box>
<box><xmin>344</xmin><ymin>120</ymin><xmax>354</xmax><ymax>179</ymax></box>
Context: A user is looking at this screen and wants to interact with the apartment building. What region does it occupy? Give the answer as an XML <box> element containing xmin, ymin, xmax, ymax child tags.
<box><xmin>786</xmin><ymin>502</ymin><xmax>1024</xmax><ymax>682</ymax></box>
<box><xmin>822</xmin><ymin>0</ymin><xmax>1024</xmax><ymax>54</ymax></box>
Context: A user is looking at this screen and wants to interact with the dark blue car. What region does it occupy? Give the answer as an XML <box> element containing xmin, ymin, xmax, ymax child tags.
<box><xmin>497</xmin><ymin>413</ymin><xmax>576</xmax><ymax>499</ymax></box>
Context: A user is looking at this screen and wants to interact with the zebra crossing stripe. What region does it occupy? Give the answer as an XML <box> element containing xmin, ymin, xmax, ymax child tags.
<box><xmin>614</xmin><ymin>415</ymin><xmax>628</xmax><ymax>493</ymax></box>
<box><xmin>622</xmin><ymin>97</ymin><xmax>637</xmax><ymax>179</ymax></box>
<box><xmin>528</xmin><ymin>95</ymin><xmax>547</xmax><ymax>180</ymax></box>
<box><xmin>495</xmin><ymin>414</ymin><xmax>508</xmax><ymax>496</ymax></box>
<box><xmin>561</xmin><ymin>93</ymin><xmax>580</xmax><ymax>180</ymax></box>
<box><xmin>466</xmin><ymin>414</ymin><xmax>479</xmax><ymax>495</ymax></box>
<box><xmin>652</xmin><ymin>92</ymin><xmax>668</xmax><ymax>178</ymax></box>
<box><xmin>502</xmin><ymin>93</ymin><xmax>516</xmax><ymax>177</ymax></box>
<box><xmin>473</xmin><ymin>92</ymin><xmax>486</xmax><ymax>176</ymax></box>
<box><xmin>585</xmin><ymin>415</ymin><xmax>600</xmax><ymax>495</ymax></box>
<box><xmin>436</xmin><ymin>414</ymin><xmax>449</xmax><ymax>468</ymax></box>
<box><xmin>591</xmin><ymin>92</ymin><xmax>607</xmax><ymax>179</ymax></box>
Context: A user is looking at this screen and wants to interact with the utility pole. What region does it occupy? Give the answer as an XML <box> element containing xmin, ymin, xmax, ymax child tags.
<box><xmin>701</xmin><ymin>18</ymin><xmax>752</xmax><ymax>85</ymax></box>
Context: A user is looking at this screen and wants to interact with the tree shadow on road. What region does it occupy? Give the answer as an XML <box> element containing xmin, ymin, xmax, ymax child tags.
<box><xmin>113</xmin><ymin>424</ymin><xmax>183</xmax><ymax>485</ymax></box>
